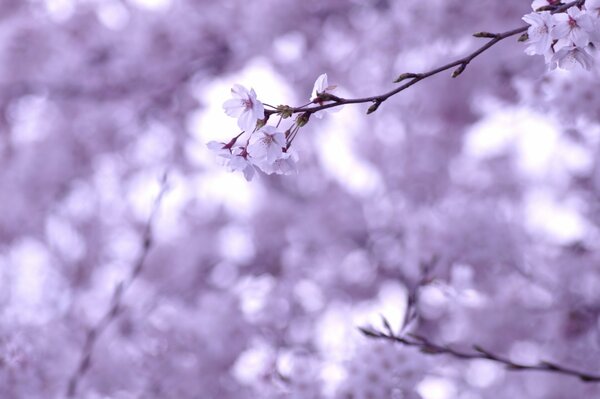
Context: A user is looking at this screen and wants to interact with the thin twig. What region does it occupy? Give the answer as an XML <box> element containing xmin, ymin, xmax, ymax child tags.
<box><xmin>359</xmin><ymin>323</ymin><xmax>600</xmax><ymax>383</ymax></box>
<box><xmin>265</xmin><ymin>0</ymin><xmax>584</xmax><ymax>118</ymax></box>
<box><xmin>66</xmin><ymin>173</ymin><xmax>170</xmax><ymax>397</ymax></box>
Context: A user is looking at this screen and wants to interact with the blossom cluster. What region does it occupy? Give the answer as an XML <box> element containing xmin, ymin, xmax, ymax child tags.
<box><xmin>208</xmin><ymin>74</ymin><xmax>338</xmax><ymax>180</ymax></box>
<box><xmin>523</xmin><ymin>0</ymin><xmax>600</xmax><ymax>70</ymax></box>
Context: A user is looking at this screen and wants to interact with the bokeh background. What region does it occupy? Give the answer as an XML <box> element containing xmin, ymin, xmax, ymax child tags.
<box><xmin>2</xmin><ymin>0</ymin><xmax>600</xmax><ymax>398</ymax></box>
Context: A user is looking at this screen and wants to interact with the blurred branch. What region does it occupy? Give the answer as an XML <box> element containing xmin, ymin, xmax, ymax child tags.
<box><xmin>359</xmin><ymin>321</ymin><xmax>600</xmax><ymax>383</ymax></box>
<box><xmin>265</xmin><ymin>0</ymin><xmax>584</xmax><ymax>118</ymax></box>
<box><xmin>66</xmin><ymin>173</ymin><xmax>169</xmax><ymax>398</ymax></box>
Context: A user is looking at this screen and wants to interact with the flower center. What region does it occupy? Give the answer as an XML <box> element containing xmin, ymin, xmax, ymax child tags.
<box><xmin>568</xmin><ymin>16</ymin><xmax>577</xmax><ymax>29</ymax></box>
<box><xmin>243</xmin><ymin>98</ymin><xmax>253</xmax><ymax>110</ymax></box>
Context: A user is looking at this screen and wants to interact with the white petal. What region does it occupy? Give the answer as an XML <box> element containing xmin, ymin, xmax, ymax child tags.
<box><xmin>231</xmin><ymin>84</ymin><xmax>249</xmax><ymax>99</ymax></box>
<box><xmin>311</xmin><ymin>73</ymin><xmax>328</xmax><ymax>99</ymax></box>
<box><xmin>238</xmin><ymin>110</ymin><xmax>258</xmax><ymax>133</ymax></box>
<box><xmin>223</xmin><ymin>99</ymin><xmax>245</xmax><ymax>117</ymax></box>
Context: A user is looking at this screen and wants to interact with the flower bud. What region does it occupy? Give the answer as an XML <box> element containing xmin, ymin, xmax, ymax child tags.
<box><xmin>296</xmin><ymin>112</ymin><xmax>310</xmax><ymax>127</ymax></box>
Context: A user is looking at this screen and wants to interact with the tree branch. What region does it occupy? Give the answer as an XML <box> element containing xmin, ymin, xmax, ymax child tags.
<box><xmin>359</xmin><ymin>322</ymin><xmax>600</xmax><ymax>383</ymax></box>
<box><xmin>65</xmin><ymin>173</ymin><xmax>169</xmax><ymax>397</ymax></box>
<box><xmin>265</xmin><ymin>0</ymin><xmax>585</xmax><ymax>118</ymax></box>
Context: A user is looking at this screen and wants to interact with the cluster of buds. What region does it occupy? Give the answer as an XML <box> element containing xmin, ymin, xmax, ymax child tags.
<box><xmin>208</xmin><ymin>74</ymin><xmax>339</xmax><ymax>181</ymax></box>
<box><xmin>522</xmin><ymin>0</ymin><xmax>600</xmax><ymax>70</ymax></box>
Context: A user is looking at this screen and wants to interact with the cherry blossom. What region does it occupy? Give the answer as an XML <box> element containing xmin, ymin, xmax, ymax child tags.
<box><xmin>310</xmin><ymin>73</ymin><xmax>340</xmax><ymax>119</ymax></box>
<box><xmin>551</xmin><ymin>7</ymin><xmax>595</xmax><ymax>49</ymax></box>
<box><xmin>522</xmin><ymin>11</ymin><xmax>554</xmax><ymax>57</ymax></box>
<box><xmin>223</xmin><ymin>84</ymin><xmax>265</xmax><ymax>133</ymax></box>
<box><xmin>550</xmin><ymin>45</ymin><xmax>594</xmax><ymax>70</ymax></box>
<box><xmin>247</xmin><ymin>126</ymin><xmax>286</xmax><ymax>164</ymax></box>
<box><xmin>586</xmin><ymin>0</ymin><xmax>600</xmax><ymax>16</ymax></box>
<box><xmin>257</xmin><ymin>151</ymin><xmax>297</xmax><ymax>176</ymax></box>
<box><xmin>228</xmin><ymin>147</ymin><xmax>257</xmax><ymax>181</ymax></box>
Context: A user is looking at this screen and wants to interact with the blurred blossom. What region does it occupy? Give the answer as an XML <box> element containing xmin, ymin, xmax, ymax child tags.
<box><xmin>2</xmin><ymin>1</ymin><xmax>600</xmax><ymax>398</ymax></box>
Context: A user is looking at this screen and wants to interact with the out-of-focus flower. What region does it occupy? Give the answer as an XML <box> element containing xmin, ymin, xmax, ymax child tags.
<box><xmin>550</xmin><ymin>45</ymin><xmax>594</xmax><ymax>70</ymax></box>
<box><xmin>223</xmin><ymin>84</ymin><xmax>265</xmax><ymax>133</ymax></box>
<box><xmin>247</xmin><ymin>126</ymin><xmax>286</xmax><ymax>164</ymax></box>
<box><xmin>522</xmin><ymin>12</ymin><xmax>554</xmax><ymax>56</ymax></box>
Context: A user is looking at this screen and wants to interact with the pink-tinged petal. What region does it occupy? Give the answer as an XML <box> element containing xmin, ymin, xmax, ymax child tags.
<box><xmin>571</xmin><ymin>27</ymin><xmax>590</xmax><ymax>47</ymax></box>
<box><xmin>242</xmin><ymin>165</ymin><xmax>255</xmax><ymax>181</ymax></box>
<box><xmin>311</xmin><ymin>73</ymin><xmax>328</xmax><ymax>99</ymax></box>
<box><xmin>231</xmin><ymin>84</ymin><xmax>249</xmax><ymax>99</ymax></box>
<box><xmin>273</xmin><ymin>132</ymin><xmax>286</xmax><ymax>147</ymax></box>
<box><xmin>238</xmin><ymin>110</ymin><xmax>257</xmax><ymax>133</ymax></box>
<box><xmin>523</xmin><ymin>12</ymin><xmax>543</xmax><ymax>26</ymax></box>
<box><xmin>223</xmin><ymin>99</ymin><xmax>245</xmax><ymax>117</ymax></box>
<box><xmin>266</xmin><ymin>142</ymin><xmax>283</xmax><ymax>163</ymax></box>
<box><xmin>551</xmin><ymin>23</ymin><xmax>570</xmax><ymax>40</ymax></box>
<box><xmin>207</xmin><ymin>141</ymin><xmax>225</xmax><ymax>150</ymax></box>
<box><xmin>247</xmin><ymin>139</ymin><xmax>268</xmax><ymax>159</ymax></box>
<box><xmin>252</xmin><ymin>100</ymin><xmax>265</xmax><ymax>120</ymax></box>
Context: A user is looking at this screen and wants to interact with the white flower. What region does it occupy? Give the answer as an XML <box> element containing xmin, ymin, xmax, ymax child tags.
<box><xmin>551</xmin><ymin>7</ymin><xmax>595</xmax><ymax>49</ymax></box>
<box><xmin>550</xmin><ymin>45</ymin><xmax>594</xmax><ymax>70</ymax></box>
<box><xmin>207</xmin><ymin>140</ymin><xmax>231</xmax><ymax>157</ymax></box>
<box><xmin>586</xmin><ymin>0</ymin><xmax>600</xmax><ymax>16</ymax></box>
<box><xmin>311</xmin><ymin>73</ymin><xmax>337</xmax><ymax>100</ymax></box>
<box><xmin>229</xmin><ymin>147</ymin><xmax>256</xmax><ymax>181</ymax></box>
<box><xmin>256</xmin><ymin>151</ymin><xmax>298</xmax><ymax>176</ymax></box>
<box><xmin>522</xmin><ymin>12</ymin><xmax>554</xmax><ymax>56</ymax></box>
<box><xmin>310</xmin><ymin>73</ymin><xmax>341</xmax><ymax>119</ymax></box>
<box><xmin>247</xmin><ymin>126</ymin><xmax>286</xmax><ymax>164</ymax></box>
<box><xmin>223</xmin><ymin>84</ymin><xmax>265</xmax><ymax>133</ymax></box>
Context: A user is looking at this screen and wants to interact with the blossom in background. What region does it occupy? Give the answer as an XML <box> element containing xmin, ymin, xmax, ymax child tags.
<box><xmin>550</xmin><ymin>45</ymin><xmax>594</xmax><ymax>70</ymax></box>
<box><xmin>247</xmin><ymin>126</ymin><xmax>286</xmax><ymax>164</ymax></box>
<box><xmin>223</xmin><ymin>84</ymin><xmax>265</xmax><ymax>133</ymax></box>
<box><xmin>522</xmin><ymin>11</ymin><xmax>554</xmax><ymax>57</ymax></box>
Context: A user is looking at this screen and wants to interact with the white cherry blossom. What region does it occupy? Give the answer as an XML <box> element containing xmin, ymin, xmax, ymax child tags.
<box><xmin>585</xmin><ymin>0</ymin><xmax>600</xmax><ymax>16</ymax></box>
<box><xmin>256</xmin><ymin>151</ymin><xmax>298</xmax><ymax>176</ymax></box>
<box><xmin>522</xmin><ymin>12</ymin><xmax>554</xmax><ymax>56</ymax></box>
<box><xmin>551</xmin><ymin>7</ymin><xmax>595</xmax><ymax>49</ymax></box>
<box><xmin>228</xmin><ymin>147</ymin><xmax>256</xmax><ymax>181</ymax></box>
<box><xmin>247</xmin><ymin>126</ymin><xmax>286</xmax><ymax>164</ymax></box>
<box><xmin>550</xmin><ymin>45</ymin><xmax>594</xmax><ymax>70</ymax></box>
<box><xmin>223</xmin><ymin>84</ymin><xmax>265</xmax><ymax>133</ymax></box>
<box><xmin>310</xmin><ymin>73</ymin><xmax>341</xmax><ymax>119</ymax></box>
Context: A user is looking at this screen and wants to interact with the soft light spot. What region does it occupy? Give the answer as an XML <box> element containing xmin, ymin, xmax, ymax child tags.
<box><xmin>218</xmin><ymin>224</ymin><xmax>255</xmax><ymax>264</ymax></box>
<box><xmin>417</xmin><ymin>377</ymin><xmax>457</xmax><ymax>399</ymax></box>
<box><xmin>465</xmin><ymin>360</ymin><xmax>502</xmax><ymax>388</ymax></box>
<box><xmin>524</xmin><ymin>189</ymin><xmax>587</xmax><ymax>243</ymax></box>
<box><xmin>128</xmin><ymin>0</ymin><xmax>172</xmax><ymax>11</ymax></box>
<box><xmin>318</xmin><ymin>110</ymin><xmax>383</xmax><ymax>197</ymax></box>
<box><xmin>97</xmin><ymin>0</ymin><xmax>130</xmax><ymax>30</ymax></box>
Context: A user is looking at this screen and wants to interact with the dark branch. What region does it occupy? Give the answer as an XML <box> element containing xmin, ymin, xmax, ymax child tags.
<box><xmin>66</xmin><ymin>173</ymin><xmax>169</xmax><ymax>397</ymax></box>
<box><xmin>265</xmin><ymin>0</ymin><xmax>584</xmax><ymax>118</ymax></box>
<box><xmin>359</xmin><ymin>323</ymin><xmax>600</xmax><ymax>383</ymax></box>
